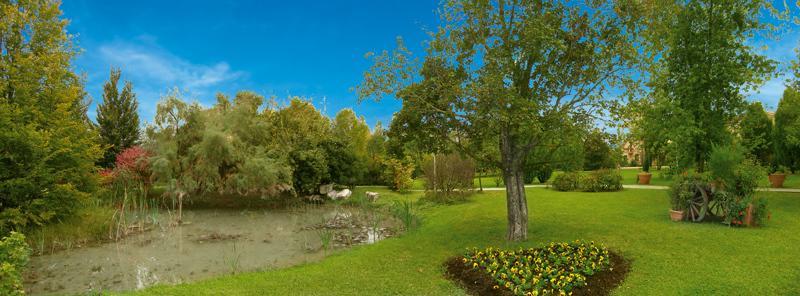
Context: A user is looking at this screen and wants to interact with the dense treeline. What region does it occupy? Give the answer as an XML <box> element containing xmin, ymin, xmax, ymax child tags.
<box><xmin>1</xmin><ymin>0</ymin><xmax>102</xmax><ymax>233</ymax></box>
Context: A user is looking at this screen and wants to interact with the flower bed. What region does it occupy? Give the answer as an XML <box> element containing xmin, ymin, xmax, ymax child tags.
<box><xmin>445</xmin><ymin>241</ymin><xmax>629</xmax><ymax>296</ymax></box>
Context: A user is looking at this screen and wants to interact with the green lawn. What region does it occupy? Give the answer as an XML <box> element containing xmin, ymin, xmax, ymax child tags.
<box><xmin>132</xmin><ymin>188</ymin><xmax>800</xmax><ymax>295</ymax></box>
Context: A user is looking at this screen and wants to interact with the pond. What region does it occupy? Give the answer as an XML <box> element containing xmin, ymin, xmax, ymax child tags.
<box><xmin>24</xmin><ymin>204</ymin><xmax>395</xmax><ymax>295</ymax></box>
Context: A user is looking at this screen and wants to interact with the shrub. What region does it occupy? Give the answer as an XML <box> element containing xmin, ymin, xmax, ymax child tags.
<box><xmin>668</xmin><ymin>172</ymin><xmax>707</xmax><ymax>211</ymax></box>
<box><xmin>536</xmin><ymin>166</ymin><xmax>554</xmax><ymax>183</ymax></box>
<box><xmin>460</xmin><ymin>241</ymin><xmax>611</xmax><ymax>295</ymax></box>
<box><xmin>422</xmin><ymin>153</ymin><xmax>475</xmax><ymax>198</ymax></box>
<box><xmin>708</xmin><ymin>145</ymin><xmax>768</xmax><ymax>225</ymax></box>
<box><xmin>583</xmin><ymin>169</ymin><xmax>623</xmax><ymax>192</ymax></box>
<box><xmin>382</xmin><ymin>158</ymin><xmax>414</xmax><ymax>191</ymax></box>
<box><xmin>0</xmin><ymin>232</ymin><xmax>30</xmax><ymax>295</ymax></box>
<box><xmin>552</xmin><ymin>172</ymin><xmax>583</xmax><ymax>191</ymax></box>
<box><xmin>752</xmin><ymin>196</ymin><xmax>770</xmax><ymax>226</ymax></box>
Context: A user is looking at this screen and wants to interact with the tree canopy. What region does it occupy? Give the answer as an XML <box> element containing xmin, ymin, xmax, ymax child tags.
<box><xmin>0</xmin><ymin>0</ymin><xmax>101</xmax><ymax>232</ymax></box>
<box><xmin>359</xmin><ymin>0</ymin><xmax>641</xmax><ymax>241</ymax></box>
<box><xmin>97</xmin><ymin>68</ymin><xmax>141</xmax><ymax>168</ymax></box>
<box><xmin>649</xmin><ymin>0</ymin><xmax>775</xmax><ymax>171</ymax></box>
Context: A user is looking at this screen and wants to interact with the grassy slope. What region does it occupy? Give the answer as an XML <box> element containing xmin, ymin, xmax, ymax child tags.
<box><xmin>133</xmin><ymin>188</ymin><xmax>800</xmax><ymax>295</ymax></box>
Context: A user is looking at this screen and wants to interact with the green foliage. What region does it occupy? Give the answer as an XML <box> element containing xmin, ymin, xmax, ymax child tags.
<box><xmin>524</xmin><ymin>158</ymin><xmax>557</xmax><ymax>184</ymax></box>
<box><xmin>652</xmin><ymin>0</ymin><xmax>775</xmax><ymax>171</ymax></box>
<box><xmin>667</xmin><ymin>172</ymin><xmax>707</xmax><ymax>211</ymax></box>
<box><xmin>461</xmin><ymin>241</ymin><xmax>611</xmax><ymax>295</ymax></box>
<box><xmin>708</xmin><ymin>145</ymin><xmax>767</xmax><ymax>225</ymax></box>
<box><xmin>0</xmin><ymin>232</ymin><xmax>30</xmax><ymax>295</ymax></box>
<box><xmin>148</xmin><ymin>90</ymin><xmax>293</xmax><ymax>205</ymax></box>
<box><xmin>332</xmin><ymin>109</ymin><xmax>371</xmax><ymax>183</ymax></box>
<box><xmin>738</xmin><ymin>102</ymin><xmax>773</xmax><ymax>165</ymax></box>
<box><xmin>0</xmin><ymin>0</ymin><xmax>102</xmax><ymax>232</ymax></box>
<box><xmin>366</xmin><ymin>122</ymin><xmax>388</xmax><ymax>184</ymax></box>
<box><xmin>382</xmin><ymin>158</ymin><xmax>415</xmax><ymax>191</ymax></box>
<box><xmin>552</xmin><ymin>172</ymin><xmax>583</xmax><ymax>192</ymax></box>
<box><xmin>708</xmin><ymin>144</ymin><xmax>746</xmax><ymax>187</ymax></box>
<box><xmin>97</xmin><ymin>68</ymin><xmax>141</xmax><ymax>168</ymax></box>
<box><xmin>583</xmin><ymin>169</ymin><xmax>623</xmax><ymax>192</ymax></box>
<box><xmin>290</xmin><ymin>148</ymin><xmax>329</xmax><ymax>195</ymax></box>
<box><xmin>583</xmin><ymin>130</ymin><xmax>618</xmax><ymax>171</ymax></box>
<box><xmin>752</xmin><ymin>196</ymin><xmax>770</xmax><ymax>226</ymax></box>
<box><xmin>536</xmin><ymin>166</ymin><xmax>554</xmax><ymax>184</ymax></box>
<box><xmin>774</xmin><ymin>87</ymin><xmax>800</xmax><ymax>172</ymax></box>
<box><xmin>359</xmin><ymin>0</ymin><xmax>641</xmax><ymax>240</ymax></box>
<box><xmin>320</xmin><ymin>140</ymin><xmax>361</xmax><ymax>187</ymax></box>
<box><xmin>390</xmin><ymin>200</ymin><xmax>420</xmax><ymax>231</ymax></box>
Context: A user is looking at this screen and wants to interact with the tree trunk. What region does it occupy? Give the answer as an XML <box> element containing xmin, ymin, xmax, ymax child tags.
<box><xmin>503</xmin><ymin>164</ymin><xmax>528</xmax><ymax>241</ymax></box>
<box><xmin>501</xmin><ymin>128</ymin><xmax>528</xmax><ymax>241</ymax></box>
<box><xmin>478</xmin><ymin>170</ymin><xmax>483</xmax><ymax>192</ymax></box>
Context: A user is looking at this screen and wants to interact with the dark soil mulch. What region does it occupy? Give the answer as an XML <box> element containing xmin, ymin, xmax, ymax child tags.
<box><xmin>444</xmin><ymin>251</ymin><xmax>630</xmax><ymax>296</ymax></box>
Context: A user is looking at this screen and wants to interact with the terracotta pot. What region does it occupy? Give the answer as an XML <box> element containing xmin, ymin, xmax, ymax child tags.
<box><xmin>637</xmin><ymin>172</ymin><xmax>652</xmax><ymax>185</ymax></box>
<box><xmin>768</xmin><ymin>173</ymin><xmax>786</xmax><ymax>188</ymax></box>
<box><xmin>743</xmin><ymin>203</ymin><xmax>755</xmax><ymax>227</ymax></box>
<box><xmin>669</xmin><ymin>209</ymin><xmax>684</xmax><ymax>222</ymax></box>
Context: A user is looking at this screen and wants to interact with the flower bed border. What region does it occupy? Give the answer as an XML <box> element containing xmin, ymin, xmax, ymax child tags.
<box><xmin>444</xmin><ymin>250</ymin><xmax>630</xmax><ymax>296</ymax></box>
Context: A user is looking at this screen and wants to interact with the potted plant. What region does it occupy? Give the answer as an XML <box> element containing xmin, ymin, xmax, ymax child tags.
<box><xmin>768</xmin><ymin>165</ymin><xmax>788</xmax><ymax>188</ymax></box>
<box><xmin>667</xmin><ymin>173</ymin><xmax>695</xmax><ymax>222</ymax></box>
<box><xmin>637</xmin><ymin>155</ymin><xmax>652</xmax><ymax>185</ymax></box>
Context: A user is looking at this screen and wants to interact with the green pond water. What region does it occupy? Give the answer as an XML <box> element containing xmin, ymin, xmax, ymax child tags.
<box><xmin>24</xmin><ymin>204</ymin><xmax>394</xmax><ymax>295</ymax></box>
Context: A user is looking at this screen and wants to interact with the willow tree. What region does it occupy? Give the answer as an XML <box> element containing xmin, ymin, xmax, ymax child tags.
<box><xmin>359</xmin><ymin>0</ymin><xmax>640</xmax><ymax>241</ymax></box>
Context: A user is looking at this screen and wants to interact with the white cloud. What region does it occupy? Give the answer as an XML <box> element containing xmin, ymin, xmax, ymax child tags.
<box><xmin>85</xmin><ymin>37</ymin><xmax>248</xmax><ymax>124</ymax></box>
<box><xmin>96</xmin><ymin>39</ymin><xmax>245</xmax><ymax>95</ymax></box>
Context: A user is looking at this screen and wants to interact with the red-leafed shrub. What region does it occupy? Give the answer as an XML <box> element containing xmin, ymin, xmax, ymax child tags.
<box><xmin>115</xmin><ymin>146</ymin><xmax>151</xmax><ymax>177</ymax></box>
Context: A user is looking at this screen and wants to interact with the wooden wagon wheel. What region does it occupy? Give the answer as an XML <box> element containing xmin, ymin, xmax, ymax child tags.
<box><xmin>707</xmin><ymin>194</ymin><xmax>725</xmax><ymax>217</ymax></box>
<box><xmin>687</xmin><ymin>184</ymin><xmax>709</xmax><ymax>222</ymax></box>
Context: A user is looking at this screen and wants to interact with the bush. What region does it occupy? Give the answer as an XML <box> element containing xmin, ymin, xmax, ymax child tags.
<box><xmin>552</xmin><ymin>172</ymin><xmax>583</xmax><ymax>191</ymax></box>
<box><xmin>422</xmin><ymin>153</ymin><xmax>475</xmax><ymax>198</ymax></box>
<box><xmin>536</xmin><ymin>166</ymin><xmax>554</xmax><ymax>183</ymax></box>
<box><xmin>583</xmin><ymin>169</ymin><xmax>623</xmax><ymax>192</ymax></box>
<box><xmin>0</xmin><ymin>232</ymin><xmax>30</xmax><ymax>295</ymax></box>
<box><xmin>668</xmin><ymin>172</ymin><xmax>707</xmax><ymax>211</ymax></box>
<box><xmin>382</xmin><ymin>158</ymin><xmax>414</xmax><ymax>191</ymax></box>
<box><xmin>460</xmin><ymin>241</ymin><xmax>611</xmax><ymax>295</ymax></box>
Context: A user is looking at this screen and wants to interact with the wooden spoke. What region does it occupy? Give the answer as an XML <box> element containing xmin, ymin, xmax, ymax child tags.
<box><xmin>688</xmin><ymin>184</ymin><xmax>708</xmax><ymax>222</ymax></box>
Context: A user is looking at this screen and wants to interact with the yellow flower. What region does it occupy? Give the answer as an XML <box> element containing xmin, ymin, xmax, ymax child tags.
<box><xmin>493</xmin><ymin>285</ymin><xmax>499</xmax><ymax>290</ymax></box>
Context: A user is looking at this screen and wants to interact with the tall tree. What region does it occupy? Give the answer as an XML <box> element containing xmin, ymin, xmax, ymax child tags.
<box><xmin>583</xmin><ymin>130</ymin><xmax>617</xmax><ymax>170</ymax></box>
<box><xmin>359</xmin><ymin>0</ymin><xmax>640</xmax><ymax>241</ymax></box>
<box><xmin>738</xmin><ymin>101</ymin><xmax>772</xmax><ymax>165</ymax></box>
<box><xmin>331</xmin><ymin>109</ymin><xmax>370</xmax><ymax>183</ymax></box>
<box><xmin>97</xmin><ymin>68</ymin><xmax>141</xmax><ymax>167</ymax></box>
<box><xmin>655</xmin><ymin>0</ymin><xmax>775</xmax><ymax>171</ymax></box>
<box><xmin>774</xmin><ymin>87</ymin><xmax>800</xmax><ymax>171</ymax></box>
<box><xmin>0</xmin><ymin>0</ymin><xmax>101</xmax><ymax>231</ymax></box>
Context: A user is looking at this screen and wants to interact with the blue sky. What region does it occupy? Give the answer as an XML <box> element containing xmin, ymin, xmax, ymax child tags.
<box><xmin>62</xmin><ymin>1</ymin><xmax>799</xmax><ymax>129</ymax></box>
<box><xmin>62</xmin><ymin>0</ymin><xmax>440</xmax><ymax>128</ymax></box>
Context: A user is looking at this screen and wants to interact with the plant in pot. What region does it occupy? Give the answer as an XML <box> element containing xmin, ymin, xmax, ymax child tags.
<box><xmin>637</xmin><ymin>155</ymin><xmax>652</xmax><ymax>185</ymax></box>
<box><xmin>768</xmin><ymin>165</ymin><xmax>788</xmax><ymax>188</ymax></box>
<box><xmin>667</xmin><ymin>173</ymin><xmax>697</xmax><ymax>222</ymax></box>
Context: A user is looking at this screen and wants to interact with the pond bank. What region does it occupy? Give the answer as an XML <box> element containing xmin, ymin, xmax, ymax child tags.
<box><xmin>24</xmin><ymin>204</ymin><xmax>396</xmax><ymax>295</ymax></box>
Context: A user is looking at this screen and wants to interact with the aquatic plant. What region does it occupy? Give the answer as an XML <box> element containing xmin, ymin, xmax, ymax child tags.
<box><xmin>223</xmin><ymin>242</ymin><xmax>243</xmax><ymax>275</ymax></box>
<box><xmin>317</xmin><ymin>228</ymin><xmax>335</xmax><ymax>253</ymax></box>
<box><xmin>391</xmin><ymin>200</ymin><xmax>420</xmax><ymax>231</ymax></box>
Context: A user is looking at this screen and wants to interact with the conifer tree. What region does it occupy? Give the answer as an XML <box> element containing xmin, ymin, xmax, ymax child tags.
<box><xmin>97</xmin><ymin>68</ymin><xmax>141</xmax><ymax>167</ymax></box>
